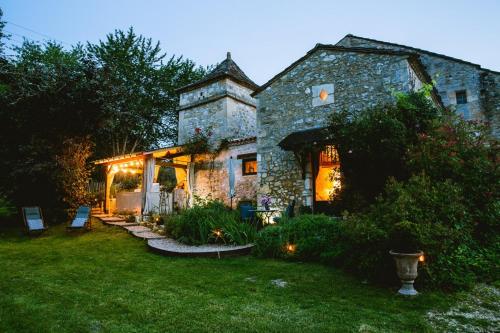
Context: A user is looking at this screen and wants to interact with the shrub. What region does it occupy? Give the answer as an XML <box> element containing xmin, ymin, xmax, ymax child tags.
<box><xmin>253</xmin><ymin>214</ymin><xmax>344</xmax><ymax>262</ymax></box>
<box><xmin>163</xmin><ymin>200</ymin><xmax>256</xmax><ymax>245</ymax></box>
<box><xmin>257</xmin><ymin>89</ymin><xmax>498</xmax><ymax>290</ymax></box>
<box><xmin>0</xmin><ymin>194</ymin><xmax>14</xmax><ymax>219</ymax></box>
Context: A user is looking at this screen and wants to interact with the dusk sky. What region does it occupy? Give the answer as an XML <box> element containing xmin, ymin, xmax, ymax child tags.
<box><xmin>2</xmin><ymin>0</ymin><xmax>499</xmax><ymax>84</ymax></box>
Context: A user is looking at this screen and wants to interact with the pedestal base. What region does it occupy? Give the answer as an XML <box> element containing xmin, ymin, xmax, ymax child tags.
<box><xmin>398</xmin><ymin>281</ymin><xmax>418</xmax><ymax>296</ymax></box>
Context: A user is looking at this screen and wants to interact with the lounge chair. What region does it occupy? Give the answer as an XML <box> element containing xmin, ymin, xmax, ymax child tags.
<box><xmin>273</xmin><ymin>199</ymin><xmax>296</xmax><ymax>223</ymax></box>
<box><xmin>22</xmin><ymin>206</ymin><xmax>47</xmax><ymax>234</ymax></box>
<box><xmin>68</xmin><ymin>206</ymin><xmax>91</xmax><ymax>230</ymax></box>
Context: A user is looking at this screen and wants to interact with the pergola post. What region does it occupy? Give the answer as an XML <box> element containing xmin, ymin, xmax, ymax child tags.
<box><xmin>104</xmin><ymin>168</ymin><xmax>115</xmax><ymax>214</ymax></box>
<box><xmin>142</xmin><ymin>155</ymin><xmax>156</xmax><ymax>214</ymax></box>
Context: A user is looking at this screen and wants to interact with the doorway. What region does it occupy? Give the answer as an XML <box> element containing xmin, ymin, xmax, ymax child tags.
<box><xmin>313</xmin><ymin>145</ymin><xmax>341</xmax><ymax>214</ymax></box>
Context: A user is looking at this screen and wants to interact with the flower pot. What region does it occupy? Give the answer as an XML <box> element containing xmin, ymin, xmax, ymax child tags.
<box><xmin>389</xmin><ymin>250</ymin><xmax>423</xmax><ymax>296</ymax></box>
<box><xmin>264</xmin><ymin>203</ymin><xmax>270</xmax><ymax>211</ymax></box>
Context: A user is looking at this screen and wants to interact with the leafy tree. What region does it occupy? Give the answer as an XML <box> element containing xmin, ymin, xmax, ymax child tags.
<box><xmin>87</xmin><ymin>27</ymin><xmax>208</xmax><ymax>156</ymax></box>
<box><xmin>0</xmin><ymin>7</ymin><xmax>7</xmax><ymax>56</ymax></box>
<box><xmin>56</xmin><ymin>137</ymin><xmax>94</xmax><ymax>212</ymax></box>
<box><xmin>0</xmin><ymin>41</ymin><xmax>103</xmax><ymax>219</ymax></box>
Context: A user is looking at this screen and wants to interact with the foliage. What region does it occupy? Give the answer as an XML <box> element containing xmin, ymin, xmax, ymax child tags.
<box><xmin>182</xmin><ymin>127</ymin><xmax>211</xmax><ymax>155</ymax></box>
<box><xmin>0</xmin><ymin>194</ymin><xmax>14</xmax><ymax>218</ymax></box>
<box><xmin>113</xmin><ymin>173</ymin><xmax>141</xmax><ymax>192</ymax></box>
<box><xmin>258</xmin><ymin>89</ymin><xmax>499</xmax><ymax>290</ymax></box>
<box><xmin>56</xmin><ymin>137</ymin><xmax>94</xmax><ymax>212</ymax></box>
<box><xmin>87</xmin><ymin>27</ymin><xmax>209</xmax><ymax>156</ymax></box>
<box><xmin>328</xmin><ymin>86</ymin><xmax>439</xmax><ymax>212</ymax></box>
<box><xmin>163</xmin><ymin>199</ymin><xmax>255</xmax><ymax>245</ymax></box>
<box><xmin>157</xmin><ymin>166</ymin><xmax>177</xmax><ymax>192</ymax></box>
<box><xmin>253</xmin><ymin>214</ymin><xmax>343</xmax><ymax>262</ymax></box>
<box><xmin>0</xmin><ymin>24</ymin><xmax>207</xmax><ymax>220</ymax></box>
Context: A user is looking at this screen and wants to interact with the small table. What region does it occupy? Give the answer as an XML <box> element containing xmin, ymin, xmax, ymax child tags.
<box><xmin>249</xmin><ymin>209</ymin><xmax>280</xmax><ymax>227</ymax></box>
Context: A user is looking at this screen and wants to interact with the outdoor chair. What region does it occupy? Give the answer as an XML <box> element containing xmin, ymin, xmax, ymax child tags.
<box><xmin>68</xmin><ymin>206</ymin><xmax>91</xmax><ymax>230</ymax></box>
<box><xmin>240</xmin><ymin>202</ymin><xmax>257</xmax><ymax>227</ymax></box>
<box><xmin>22</xmin><ymin>206</ymin><xmax>47</xmax><ymax>234</ymax></box>
<box><xmin>273</xmin><ymin>199</ymin><xmax>296</xmax><ymax>224</ymax></box>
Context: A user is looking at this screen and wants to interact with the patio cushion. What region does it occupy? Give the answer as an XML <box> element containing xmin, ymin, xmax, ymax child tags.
<box><xmin>27</xmin><ymin>218</ymin><xmax>44</xmax><ymax>230</ymax></box>
<box><xmin>75</xmin><ymin>206</ymin><xmax>90</xmax><ymax>218</ymax></box>
<box><xmin>71</xmin><ymin>217</ymin><xmax>88</xmax><ymax>228</ymax></box>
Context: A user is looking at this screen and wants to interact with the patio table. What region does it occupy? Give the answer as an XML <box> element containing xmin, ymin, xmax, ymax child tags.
<box><xmin>249</xmin><ymin>209</ymin><xmax>280</xmax><ymax>226</ymax></box>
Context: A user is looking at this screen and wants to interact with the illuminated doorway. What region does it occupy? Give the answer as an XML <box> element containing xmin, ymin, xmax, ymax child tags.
<box><xmin>314</xmin><ymin>145</ymin><xmax>341</xmax><ymax>212</ymax></box>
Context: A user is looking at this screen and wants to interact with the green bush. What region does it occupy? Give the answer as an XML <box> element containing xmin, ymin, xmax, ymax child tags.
<box><xmin>255</xmin><ymin>89</ymin><xmax>499</xmax><ymax>291</ymax></box>
<box><xmin>253</xmin><ymin>214</ymin><xmax>344</xmax><ymax>262</ymax></box>
<box><xmin>0</xmin><ymin>194</ymin><xmax>14</xmax><ymax>219</ymax></box>
<box><xmin>163</xmin><ymin>200</ymin><xmax>256</xmax><ymax>245</ymax></box>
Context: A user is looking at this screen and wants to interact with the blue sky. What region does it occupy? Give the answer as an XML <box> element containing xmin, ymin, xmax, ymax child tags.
<box><xmin>2</xmin><ymin>0</ymin><xmax>499</xmax><ymax>84</ymax></box>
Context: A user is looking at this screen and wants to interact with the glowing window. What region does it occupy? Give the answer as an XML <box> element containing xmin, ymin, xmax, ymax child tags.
<box><xmin>242</xmin><ymin>159</ymin><xmax>257</xmax><ymax>175</ymax></box>
<box><xmin>319</xmin><ymin>89</ymin><xmax>328</xmax><ymax>101</ymax></box>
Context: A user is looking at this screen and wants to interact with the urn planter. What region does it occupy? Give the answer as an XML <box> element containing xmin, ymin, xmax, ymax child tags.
<box><xmin>389</xmin><ymin>250</ymin><xmax>423</xmax><ymax>296</ymax></box>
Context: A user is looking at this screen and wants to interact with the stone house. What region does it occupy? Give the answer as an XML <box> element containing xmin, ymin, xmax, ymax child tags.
<box><xmin>95</xmin><ymin>35</ymin><xmax>499</xmax><ymax>215</ymax></box>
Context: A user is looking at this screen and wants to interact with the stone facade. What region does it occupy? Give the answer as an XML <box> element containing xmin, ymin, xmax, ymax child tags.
<box><xmin>178</xmin><ymin>79</ymin><xmax>256</xmax><ymax>145</ymax></box>
<box><xmin>171</xmin><ymin>36</ymin><xmax>498</xmax><ymax>213</ymax></box>
<box><xmin>254</xmin><ymin>47</ymin><xmax>426</xmax><ymax>211</ymax></box>
<box><xmin>336</xmin><ymin>35</ymin><xmax>500</xmax><ymax>136</ymax></box>
<box><xmin>191</xmin><ymin>141</ymin><xmax>257</xmax><ymax>207</ymax></box>
<box><xmin>176</xmin><ymin>55</ymin><xmax>258</xmax><ymax>206</ymax></box>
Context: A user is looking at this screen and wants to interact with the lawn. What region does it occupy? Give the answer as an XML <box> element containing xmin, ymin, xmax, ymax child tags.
<box><xmin>0</xmin><ymin>219</ymin><xmax>497</xmax><ymax>333</ymax></box>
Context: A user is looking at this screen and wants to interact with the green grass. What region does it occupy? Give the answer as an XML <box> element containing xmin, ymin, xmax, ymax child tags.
<box><xmin>0</xmin><ymin>219</ymin><xmax>495</xmax><ymax>333</ymax></box>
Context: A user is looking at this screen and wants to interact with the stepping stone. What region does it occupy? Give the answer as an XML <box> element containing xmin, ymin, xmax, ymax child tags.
<box><xmin>100</xmin><ymin>217</ymin><xmax>125</xmax><ymax>222</ymax></box>
<box><xmin>131</xmin><ymin>231</ymin><xmax>165</xmax><ymax>239</ymax></box>
<box><xmin>105</xmin><ymin>221</ymin><xmax>138</xmax><ymax>227</ymax></box>
<box><xmin>123</xmin><ymin>225</ymin><xmax>151</xmax><ymax>233</ymax></box>
<box><xmin>147</xmin><ymin>238</ymin><xmax>253</xmax><ymax>257</ymax></box>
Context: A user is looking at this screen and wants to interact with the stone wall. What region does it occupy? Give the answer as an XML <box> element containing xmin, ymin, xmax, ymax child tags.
<box><xmin>480</xmin><ymin>71</ymin><xmax>500</xmax><ymax>137</ymax></box>
<box><xmin>178</xmin><ymin>79</ymin><xmax>256</xmax><ymax>145</ymax></box>
<box><xmin>256</xmin><ymin>49</ymin><xmax>424</xmax><ymax>211</ymax></box>
<box><xmin>192</xmin><ymin>141</ymin><xmax>257</xmax><ymax>207</ymax></box>
<box><xmin>336</xmin><ymin>36</ymin><xmax>499</xmax><ymax>131</ymax></box>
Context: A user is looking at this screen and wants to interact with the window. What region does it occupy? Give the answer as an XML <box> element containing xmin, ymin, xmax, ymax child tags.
<box><xmin>312</xmin><ymin>83</ymin><xmax>334</xmax><ymax>106</ymax></box>
<box><xmin>238</xmin><ymin>153</ymin><xmax>257</xmax><ymax>176</ymax></box>
<box><xmin>242</xmin><ymin>159</ymin><xmax>257</xmax><ymax>175</ymax></box>
<box><xmin>456</xmin><ymin>90</ymin><xmax>467</xmax><ymax>104</ymax></box>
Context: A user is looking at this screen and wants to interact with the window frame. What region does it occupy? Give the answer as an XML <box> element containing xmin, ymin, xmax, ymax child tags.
<box><xmin>237</xmin><ymin>153</ymin><xmax>257</xmax><ymax>176</ymax></box>
<box><xmin>456</xmin><ymin>90</ymin><xmax>467</xmax><ymax>105</ymax></box>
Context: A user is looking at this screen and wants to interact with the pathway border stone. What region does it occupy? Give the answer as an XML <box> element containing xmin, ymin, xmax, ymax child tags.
<box><xmin>92</xmin><ymin>215</ymin><xmax>252</xmax><ymax>257</ymax></box>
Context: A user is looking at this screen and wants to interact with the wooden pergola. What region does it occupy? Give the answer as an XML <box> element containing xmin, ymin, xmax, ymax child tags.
<box><xmin>93</xmin><ymin>145</ymin><xmax>193</xmax><ymax>214</ymax></box>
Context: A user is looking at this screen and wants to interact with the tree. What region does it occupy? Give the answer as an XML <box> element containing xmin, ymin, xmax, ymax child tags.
<box><xmin>87</xmin><ymin>27</ymin><xmax>208</xmax><ymax>156</ymax></box>
<box><xmin>0</xmin><ymin>40</ymin><xmax>103</xmax><ymax>218</ymax></box>
<box><xmin>56</xmin><ymin>137</ymin><xmax>94</xmax><ymax>211</ymax></box>
<box><xmin>0</xmin><ymin>7</ymin><xmax>7</xmax><ymax>56</ymax></box>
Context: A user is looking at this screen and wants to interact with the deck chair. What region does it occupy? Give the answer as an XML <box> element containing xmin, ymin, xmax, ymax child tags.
<box><xmin>240</xmin><ymin>203</ymin><xmax>257</xmax><ymax>227</ymax></box>
<box><xmin>68</xmin><ymin>206</ymin><xmax>91</xmax><ymax>230</ymax></box>
<box><xmin>22</xmin><ymin>207</ymin><xmax>47</xmax><ymax>234</ymax></box>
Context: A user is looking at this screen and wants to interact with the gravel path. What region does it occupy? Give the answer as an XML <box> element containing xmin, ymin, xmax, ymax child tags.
<box><xmin>148</xmin><ymin>238</ymin><xmax>253</xmax><ymax>257</ymax></box>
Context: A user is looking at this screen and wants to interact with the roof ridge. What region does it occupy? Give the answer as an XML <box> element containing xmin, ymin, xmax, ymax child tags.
<box><xmin>177</xmin><ymin>54</ymin><xmax>259</xmax><ymax>93</ymax></box>
<box><xmin>252</xmin><ymin>44</ymin><xmax>422</xmax><ymax>96</ymax></box>
<box><xmin>342</xmin><ymin>34</ymin><xmax>499</xmax><ymax>73</ymax></box>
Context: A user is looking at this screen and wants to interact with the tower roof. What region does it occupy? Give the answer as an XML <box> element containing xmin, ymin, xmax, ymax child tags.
<box><xmin>177</xmin><ymin>52</ymin><xmax>259</xmax><ymax>93</ymax></box>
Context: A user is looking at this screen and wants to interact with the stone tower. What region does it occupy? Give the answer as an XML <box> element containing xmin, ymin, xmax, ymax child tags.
<box><xmin>176</xmin><ymin>52</ymin><xmax>259</xmax><ymax>145</ymax></box>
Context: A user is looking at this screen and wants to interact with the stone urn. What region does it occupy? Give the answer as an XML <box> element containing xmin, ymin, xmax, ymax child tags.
<box><xmin>389</xmin><ymin>250</ymin><xmax>423</xmax><ymax>296</ymax></box>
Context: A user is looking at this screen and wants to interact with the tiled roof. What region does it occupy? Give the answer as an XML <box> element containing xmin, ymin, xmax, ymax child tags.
<box><xmin>177</xmin><ymin>52</ymin><xmax>259</xmax><ymax>93</ymax></box>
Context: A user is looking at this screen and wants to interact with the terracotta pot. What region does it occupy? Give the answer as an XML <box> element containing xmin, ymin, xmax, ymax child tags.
<box><xmin>389</xmin><ymin>250</ymin><xmax>423</xmax><ymax>296</ymax></box>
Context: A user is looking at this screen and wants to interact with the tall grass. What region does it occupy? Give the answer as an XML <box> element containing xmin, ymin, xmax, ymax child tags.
<box><xmin>163</xmin><ymin>200</ymin><xmax>255</xmax><ymax>245</ymax></box>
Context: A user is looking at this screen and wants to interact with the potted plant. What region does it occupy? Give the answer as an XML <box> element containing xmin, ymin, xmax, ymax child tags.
<box><xmin>389</xmin><ymin>220</ymin><xmax>423</xmax><ymax>295</ymax></box>
<box><xmin>261</xmin><ymin>195</ymin><xmax>272</xmax><ymax>210</ymax></box>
